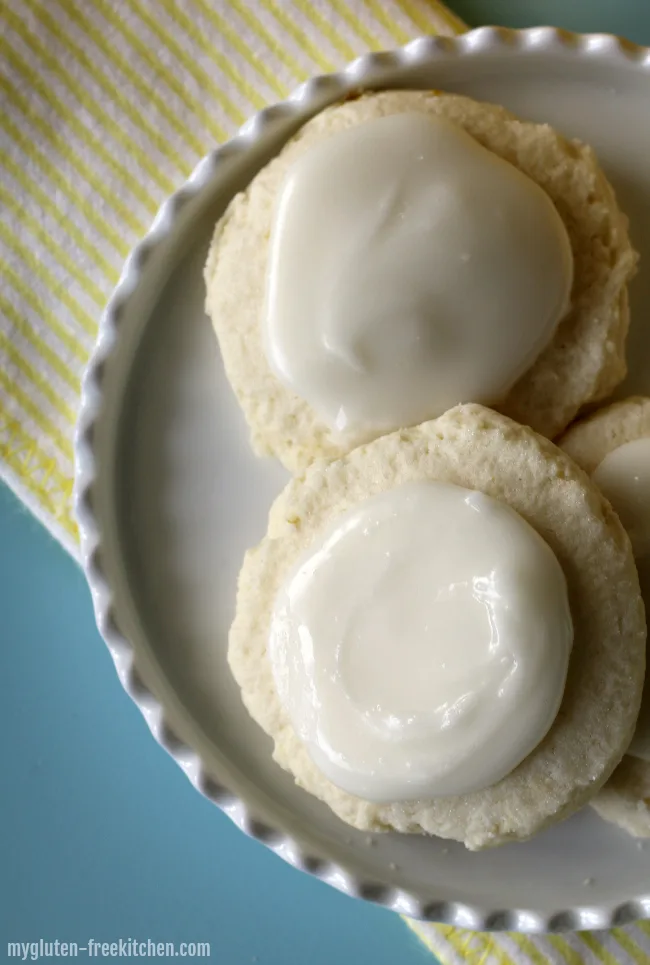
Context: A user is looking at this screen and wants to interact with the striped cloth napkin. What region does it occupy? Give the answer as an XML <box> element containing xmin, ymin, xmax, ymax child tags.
<box><xmin>0</xmin><ymin>0</ymin><xmax>462</xmax><ymax>557</ymax></box>
<box><xmin>408</xmin><ymin>919</ymin><xmax>650</xmax><ymax>964</ymax></box>
<box><xmin>2</xmin><ymin>2</ymin><xmax>648</xmax><ymax>962</ymax></box>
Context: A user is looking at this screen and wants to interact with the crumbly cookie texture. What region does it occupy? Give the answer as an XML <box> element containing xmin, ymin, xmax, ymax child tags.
<box><xmin>560</xmin><ymin>396</ymin><xmax>650</xmax><ymax>837</ymax></box>
<box><xmin>205</xmin><ymin>90</ymin><xmax>637</xmax><ymax>472</ymax></box>
<box><xmin>229</xmin><ymin>404</ymin><xmax>645</xmax><ymax>850</ymax></box>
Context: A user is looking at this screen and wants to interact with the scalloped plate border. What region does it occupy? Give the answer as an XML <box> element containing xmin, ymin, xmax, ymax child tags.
<box><xmin>74</xmin><ymin>26</ymin><xmax>650</xmax><ymax>932</ymax></box>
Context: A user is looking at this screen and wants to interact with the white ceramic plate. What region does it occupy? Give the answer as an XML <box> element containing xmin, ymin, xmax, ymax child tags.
<box><xmin>75</xmin><ymin>27</ymin><xmax>650</xmax><ymax>932</ymax></box>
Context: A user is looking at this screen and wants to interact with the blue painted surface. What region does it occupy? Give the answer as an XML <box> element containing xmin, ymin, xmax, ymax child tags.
<box><xmin>453</xmin><ymin>0</ymin><xmax>650</xmax><ymax>43</ymax></box>
<box><xmin>3</xmin><ymin>3</ymin><xmax>650</xmax><ymax>962</ymax></box>
<box><xmin>0</xmin><ymin>484</ymin><xmax>428</xmax><ymax>962</ymax></box>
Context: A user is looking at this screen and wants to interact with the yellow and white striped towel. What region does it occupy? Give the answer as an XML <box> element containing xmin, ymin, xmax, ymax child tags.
<box><xmin>2</xmin><ymin>2</ymin><xmax>649</xmax><ymax>962</ymax></box>
<box><xmin>0</xmin><ymin>0</ymin><xmax>465</xmax><ymax>556</ymax></box>
<box><xmin>408</xmin><ymin>919</ymin><xmax>650</xmax><ymax>964</ymax></box>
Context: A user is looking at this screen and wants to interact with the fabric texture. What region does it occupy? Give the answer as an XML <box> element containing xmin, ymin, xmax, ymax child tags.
<box><xmin>1</xmin><ymin>1</ymin><xmax>646</xmax><ymax>961</ymax></box>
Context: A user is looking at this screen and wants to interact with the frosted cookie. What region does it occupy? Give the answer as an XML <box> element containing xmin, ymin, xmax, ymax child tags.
<box><xmin>205</xmin><ymin>91</ymin><xmax>637</xmax><ymax>472</ymax></box>
<box><xmin>229</xmin><ymin>404</ymin><xmax>645</xmax><ymax>850</ymax></box>
<box><xmin>561</xmin><ymin>397</ymin><xmax>650</xmax><ymax>836</ymax></box>
<box><xmin>560</xmin><ymin>396</ymin><xmax>650</xmax><ymax>477</ymax></box>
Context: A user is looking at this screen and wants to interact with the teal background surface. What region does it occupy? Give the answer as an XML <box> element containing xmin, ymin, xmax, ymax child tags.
<box><xmin>3</xmin><ymin>3</ymin><xmax>650</xmax><ymax>962</ymax></box>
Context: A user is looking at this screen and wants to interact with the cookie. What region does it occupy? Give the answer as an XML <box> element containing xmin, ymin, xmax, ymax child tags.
<box><xmin>229</xmin><ymin>404</ymin><xmax>645</xmax><ymax>849</ymax></box>
<box><xmin>561</xmin><ymin>396</ymin><xmax>650</xmax><ymax>837</ymax></box>
<box><xmin>205</xmin><ymin>91</ymin><xmax>637</xmax><ymax>471</ymax></box>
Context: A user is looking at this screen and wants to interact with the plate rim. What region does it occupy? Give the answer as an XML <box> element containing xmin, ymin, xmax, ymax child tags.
<box><xmin>74</xmin><ymin>25</ymin><xmax>650</xmax><ymax>932</ymax></box>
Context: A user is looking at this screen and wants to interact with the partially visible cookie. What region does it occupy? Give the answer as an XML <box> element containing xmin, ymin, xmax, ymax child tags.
<box><xmin>229</xmin><ymin>404</ymin><xmax>645</xmax><ymax>850</ymax></box>
<box><xmin>560</xmin><ymin>396</ymin><xmax>650</xmax><ymax>473</ymax></box>
<box><xmin>561</xmin><ymin>397</ymin><xmax>650</xmax><ymax>837</ymax></box>
<box><xmin>590</xmin><ymin>758</ymin><xmax>650</xmax><ymax>838</ymax></box>
<box><xmin>205</xmin><ymin>90</ymin><xmax>637</xmax><ymax>472</ymax></box>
